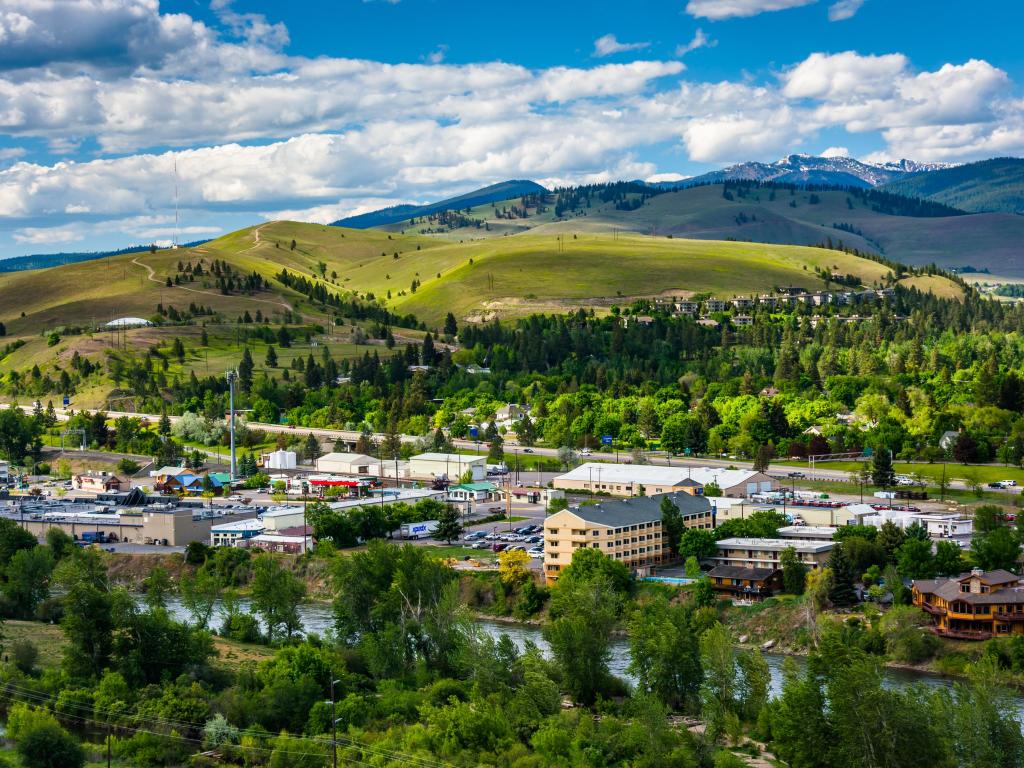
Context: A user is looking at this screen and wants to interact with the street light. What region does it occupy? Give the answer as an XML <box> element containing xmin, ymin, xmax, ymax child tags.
<box><xmin>327</xmin><ymin>678</ymin><xmax>343</xmax><ymax>768</ymax></box>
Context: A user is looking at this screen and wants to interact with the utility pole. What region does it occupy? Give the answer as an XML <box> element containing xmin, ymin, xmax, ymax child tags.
<box><xmin>225</xmin><ymin>370</ymin><xmax>237</xmax><ymax>480</ymax></box>
<box><xmin>329</xmin><ymin>678</ymin><xmax>342</xmax><ymax>768</ymax></box>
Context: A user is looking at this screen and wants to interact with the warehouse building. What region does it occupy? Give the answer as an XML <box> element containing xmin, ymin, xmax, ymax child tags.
<box><xmin>552</xmin><ymin>462</ymin><xmax>775</xmax><ymax>498</ymax></box>
<box><xmin>408</xmin><ymin>453</ymin><xmax>486</xmax><ymax>481</ymax></box>
<box><xmin>544</xmin><ymin>491</ymin><xmax>713</xmax><ymax>583</ymax></box>
<box><xmin>315</xmin><ymin>452</ymin><xmax>377</xmax><ymax>475</ymax></box>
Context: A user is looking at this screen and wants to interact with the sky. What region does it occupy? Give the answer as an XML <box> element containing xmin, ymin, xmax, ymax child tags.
<box><xmin>0</xmin><ymin>0</ymin><xmax>1021</xmax><ymax>256</ymax></box>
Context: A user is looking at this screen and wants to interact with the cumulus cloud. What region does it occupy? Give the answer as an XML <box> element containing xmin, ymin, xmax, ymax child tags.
<box><xmin>828</xmin><ymin>0</ymin><xmax>865</xmax><ymax>21</ymax></box>
<box><xmin>686</xmin><ymin>0</ymin><xmax>817</xmax><ymax>20</ymax></box>
<box><xmin>593</xmin><ymin>34</ymin><xmax>651</xmax><ymax>57</ymax></box>
<box><xmin>821</xmin><ymin>146</ymin><xmax>849</xmax><ymax>157</ymax></box>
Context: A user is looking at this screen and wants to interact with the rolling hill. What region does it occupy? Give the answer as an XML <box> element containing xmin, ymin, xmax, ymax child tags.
<box><xmin>380</xmin><ymin>182</ymin><xmax>1024</xmax><ymax>275</ymax></box>
<box><xmin>881</xmin><ymin>157</ymin><xmax>1024</xmax><ymax>214</ymax></box>
<box><xmin>332</xmin><ymin>180</ymin><xmax>547</xmax><ymax>229</ymax></box>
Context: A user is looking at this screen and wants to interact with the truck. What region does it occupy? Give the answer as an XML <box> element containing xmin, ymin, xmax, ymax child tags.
<box><xmin>80</xmin><ymin>531</ymin><xmax>106</xmax><ymax>544</ymax></box>
<box><xmin>401</xmin><ymin>520</ymin><xmax>439</xmax><ymax>539</ymax></box>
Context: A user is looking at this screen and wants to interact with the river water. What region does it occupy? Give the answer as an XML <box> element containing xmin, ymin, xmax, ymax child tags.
<box><xmin>158</xmin><ymin>595</ymin><xmax>1024</xmax><ymax>714</ymax></box>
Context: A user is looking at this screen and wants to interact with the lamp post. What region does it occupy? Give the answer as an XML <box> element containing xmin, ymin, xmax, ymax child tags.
<box><xmin>329</xmin><ymin>678</ymin><xmax>343</xmax><ymax>768</ymax></box>
<box><xmin>225</xmin><ymin>370</ymin><xmax>237</xmax><ymax>480</ymax></box>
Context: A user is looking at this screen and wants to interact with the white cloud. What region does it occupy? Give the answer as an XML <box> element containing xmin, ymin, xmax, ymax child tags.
<box><xmin>783</xmin><ymin>51</ymin><xmax>908</xmax><ymax>100</ymax></box>
<box><xmin>424</xmin><ymin>45</ymin><xmax>448</xmax><ymax>64</ymax></box>
<box><xmin>13</xmin><ymin>224</ymin><xmax>83</xmax><ymax>245</ymax></box>
<box><xmin>593</xmin><ymin>34</ymin><xmax>651</xmax><ymax>57</ymax></box>
<box><xmin>820</xmin><ymin>146</ymin><xmax>849</xmax><ymax>157</ymax></box>
<box><xmin>646</xmin><ymin>172</ymin><xmax>690</xmax><ymax>182</ymax></box>
<box><xmin>828</xmin><ymin>0</ymin><xmax>865</xmax><ymax>21</ymax></box>
<box><xmin>685</xmin><ymin>0</ymin><xmax>817</xmax><ymax>20</ymax></box>
<box><xmin>676</xmin><ymin>29</ymin><xmax>715</xmax><ymax>57</ymax></box>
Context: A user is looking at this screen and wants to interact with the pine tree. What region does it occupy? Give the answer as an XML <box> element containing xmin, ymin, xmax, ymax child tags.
<box><xmin>265</xmin><ymin>345</ymin><xmax>278</xmax><ymax>368</ymax></box>
<box><xmin>304</xmin><ymin>433</ymin><xmax>322</xmax><ymax>462</ymax></box>
<box><xmin>871</xmin><ymin>448</ymin><xmax>895</xmax><ymax>488</ymax></box>
<box><xmin>443</xmin><ymin>312</ymin><xmax>458</xmax><ymax>337</ymax></box>
<box><xmin>827</xmin><ymin>543</ymin><xmax>857</xmax><ymax>607</ymax></box>
<box><xmin>238</xmin><ymin>348</ymin><xmax>254</xmax><ymax>393</ymax></box>
<box><xmin>659</xmin><ymin>495</ymin><xmax>684</xmax><ymax>558</ymax></box>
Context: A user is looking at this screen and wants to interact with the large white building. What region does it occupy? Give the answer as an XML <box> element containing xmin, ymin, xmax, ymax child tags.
<box><xmin>315</xmin><ymin>452</ymin><xmax>377</xmax><ymax>475</ymax></box>
<box><xmin>552</xmin><ymin>462</ymin><xmax>775</xmax><ymax>498</ymax></box>
<box><xmin>408</xmin><ymin>453</ymin><xmax>486</xmax><ymax>481</ymax></box>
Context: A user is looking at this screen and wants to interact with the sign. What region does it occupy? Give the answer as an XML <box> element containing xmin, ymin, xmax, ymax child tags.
<box><xmin>863</xmin><ymin>447</ymin><xmax>873</xmax><ymax>457</ymax></box>
<box><xmin>601</xmin><ymin>435</ymin><xmax>613</xmax><ymax>445</ymax></box>
<box><xmin>62</xmin><ymin>396</ymin><xmax>70</xmax><ymax>407</ymax></box>
<box><xmin>469</xmin><ymin>426</ymin><xmax>479</xmax><ymax>439</ymax></box>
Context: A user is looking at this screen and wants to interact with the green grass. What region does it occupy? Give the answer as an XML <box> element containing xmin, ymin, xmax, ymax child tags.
<box><xmin>421</xmin><ymin>545</ymin><xmax>498</xmax><ymax>560</ymax></box>
<box><xmin>791</xmin><ymin>459</ymin><xmax>1024</xmax><ymax>484</ymax></box>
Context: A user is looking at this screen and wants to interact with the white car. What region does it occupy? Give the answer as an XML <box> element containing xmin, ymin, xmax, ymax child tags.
<box><xmin>579</xmin><ymin>449</ymin><xmax>592</xmax><ymax>457</ymax></box>
<box><xmin>227</xmin><ymin>494</ymin><xmax>244</xmax><ymax>501</ymax></box>
<box><xmin>527</xmin><ymin>547</ymin><xmax>544</xmax><ymax>557</ymax></box>
<box><xmin>998</xmin><ymin>480</ymin><xmax>1018</xmax><ymax>489</ymax></box>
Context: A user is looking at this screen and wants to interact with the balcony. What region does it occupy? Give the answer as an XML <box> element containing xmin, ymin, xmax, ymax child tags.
<box><xmin>993</xmin><ymin>611</ymin><xmax>1024</xmax><ymax>622</ymax></box>
<box><xmin>920</xmin><ymin>602</ymin><xmax>946</xmax><ymax>617</ymax></box>
<box><xmin>929</xmin><ymin>627</ymin><xmax>992</xmax><ymax>641</ymax></box>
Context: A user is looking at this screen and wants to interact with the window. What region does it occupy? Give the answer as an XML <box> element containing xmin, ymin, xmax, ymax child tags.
<box><xmin>981</xmin><ymin>585</ymin><xmax>990</xmax><ymax>594</ymax></box>
<box><xmin>591</xmin><ymin>543</ymin><xmax>599</xmax><ymax>548</ymax></box>
<box><xmin>592</xmin><ymin>530</ymin><xmax>599</xmax><ymax>536</ymax></box>
<box><xmin>961</xmin><ymin>584</ymin><xmax>970</xmax><ymax>593</ymax></box>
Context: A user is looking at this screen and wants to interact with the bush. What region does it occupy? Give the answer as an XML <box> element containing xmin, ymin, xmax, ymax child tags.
<box><xmin>11</xmin><ymin>638</ymin><xmax>39</xmax><ymax>674</ymax></box>
<box><xmin>16</xmin><ymin>721</ymin><xmax>84</xmax><ymax>768</ymax></box>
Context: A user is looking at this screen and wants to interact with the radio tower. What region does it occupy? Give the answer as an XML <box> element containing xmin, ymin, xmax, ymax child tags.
<box><xmin>172</xmin><ymin>158</ymin><xmax>180</xmax><ymax>250</ymax></box>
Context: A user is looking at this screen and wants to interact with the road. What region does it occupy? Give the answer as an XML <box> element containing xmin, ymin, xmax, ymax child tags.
<box><xmin>5</xmin><ymin>402</ymin><xmax>1018</xmax><ymax>495</ymax></box>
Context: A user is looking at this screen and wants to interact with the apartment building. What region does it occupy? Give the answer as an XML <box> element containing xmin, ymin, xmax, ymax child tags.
<box><xmin>709</xmin><ymin>537</ymin><xmax>834</xmax><ymax>570</ymax></box>
<box><xmin>544</xmin><ymin>491</ymin><xmax>712</xmax><ymax>583</ymax></box>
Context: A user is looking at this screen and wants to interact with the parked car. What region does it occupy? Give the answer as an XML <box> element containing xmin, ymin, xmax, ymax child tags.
<box><xmin>999</xmin><ymin>480</ymin><xmax>1018</xmax><ymax>488</ymax></box>
<box><xmin>787</xmin><ymin>471</ymin><xmax>806</xmax><ymax>478</ymax></box>
<box><xmin>523</xmin><ymin>448</ymin><xmax>534</xmax><ymax>453</ymax></box>
<box><xmin>227</xmin><ymin>494</ymin><xmax>243</xmax><ymax>501</ymax></box>
<box><xmin>580</xmin><ymin>449</ymin><xmax>592</xmax><ymax>457</ymax></box>
<box><xmin>527</xmin><ymin>547</ymin><xmax>544</xmax><ymax>557</ymax></box>
<box><xmin>472</xmin><ymin>541</ymin><xmax>491</xmax><ymax>550</ymax></box>
<box><xmin>466</xmin><ymin>530</ymin><xmax>487</xmax><ymax>539</ymax></box>
<box><xmin>492</xmin><ymin>543</ymin><xmax>508</xmax><ymax>552</ymax></box>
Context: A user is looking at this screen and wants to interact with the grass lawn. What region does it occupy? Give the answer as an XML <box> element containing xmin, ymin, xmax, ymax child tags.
<box><xmin>786</xmin><ymin>459</ymin><xmax>1024</xmax><ymax>485</ymax></box>
<box><xmin>421</xmin><ymin>545</ymin><xmax>498</xmax><ymax>561</ymax></box>
<box><xmin>5</xmin><ymin>620</ymin><xmax>67</xmax><ymax>667</ymax></box>
<box><xmin>795</xmin><ymin>477</ymin><xmax>1013</xmax><ymax>507</ymax></box>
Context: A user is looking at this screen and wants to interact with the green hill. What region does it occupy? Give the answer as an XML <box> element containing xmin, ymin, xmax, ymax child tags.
<box><xmin>385</xmin><ymin>182</ymin><xmax>1024</xmax><ymax>275</ymax></box>
<box><xmin>882</xmin><ymin>157</ymin><xmax>1024</xmax><ymax>214</ymax></box>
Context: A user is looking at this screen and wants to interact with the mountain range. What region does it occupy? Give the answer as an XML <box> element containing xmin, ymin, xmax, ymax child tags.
<box><xmin>659</xmin><ymin>154</ymin><xmax>956</xmax><ymax>190</ymax></box>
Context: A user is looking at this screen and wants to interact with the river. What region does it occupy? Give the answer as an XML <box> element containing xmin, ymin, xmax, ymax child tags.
<box><xmin>158</xmin><ymin>595</ymin><xmax>1024</xmax><ymax>713</ymax></box>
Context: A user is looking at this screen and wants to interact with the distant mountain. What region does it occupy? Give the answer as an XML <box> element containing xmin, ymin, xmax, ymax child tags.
<box><xmin>881</xmin><ymin>157</ymin><xmax>1024</xmax><ymax>214</ymax></box>
<box><xmin>0</xmin><ymin>240</ymin><xmax>211</xmax><ymax>273</ymax></box>
<box><xmin>333</xmin><ymin>180</ymin><xmax>548</xmax><ymax>229</ymax></box>
<box><xmin>652</xmin><ymin>154</ymin><xmax>955</xmax><ymax>190</ymax></box>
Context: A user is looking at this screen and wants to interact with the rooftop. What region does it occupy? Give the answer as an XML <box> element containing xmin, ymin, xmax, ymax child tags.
<box><xmin>708</xmin><ymin>565</ymin><xmax>778</xmax><ymax>581</ymax></box>
<box><xmin>317</xmin><ymin>452</ymin><xmax>377</xmax><ymax>465</ymax></box>
<box><xmin>915</xmin><ymin>570</ymin><xmax>1024</xmax><ymax>604</ymax></box>
<box><xmin>557</xmin><ymin>462</ymin><xmax>764</xmax><ymax>489</ymax></box>
<box><xmin>716</xmin><ymin>537</ymin><xmax>836</xmax><ymax>554</ymax></box>
<box><xmin>210</xmin><ymin>518</ymin><xmax>265</xmax><ymax>533</ymax></box>
<box><xmin>411</xmin><ymin>452</ymin><xmax>485</xmax><ymax>463</ymax></box>
<box><xmin>564</xmin><ymin>491</ymin><xmax>711</xmax><ymax>528</ymax></box>
<box><xmin>777</xmin><ymin>525</ymin><xmax>838</xmax><ymax>539</ymax></box>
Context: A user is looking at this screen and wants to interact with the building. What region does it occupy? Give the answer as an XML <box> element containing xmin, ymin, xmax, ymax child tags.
<box><xmin>544</xmin><ymin>491</ymin><xmax>713</xmax><ymax>583</ymax></box>
<box><xmin>408</xmin><ymin>453</ymin><xmax>486</xmax><ymax>481</ymax></box>
<box><xmin>447</xmin><ymin>482</ymin><xmax>497</xmax><ymax>503</ymax></box>
<box><xmin>149</xmin><ymin>465</ymin><xmax>186</xmax><ymax>479</ymax></box>
<box><xmin>0</xmin><ymin>460</ymin><xmax>8</xmax><ymax>484</ymax></box>
<box><xmin>776</xmin><ymin>525</ymin><xmax>838</xmax><ymax>541</ymax></box>
<box><xmin>509</xmin><ymin>486</ymin><xmax>565</xmax><ymax>506</ymax></box>
<box><xmin>707</xmin><ymin>565</ymin><xmax>783</xmax><ymax>601</ymax></box>
<box><xmin>552</xmin><ymin>463</ymin><xmax>775</xmax><ymax>498</ymax></box>
<box><xmin>210</xmin><ymin>517</ymin><xmax>265</xmax><ymax>547</ymax></box>
<box><xmin>265</xmin><ymin>450</ymin><xmax>297</xmax><ymax>470</ymax></box>
<box><xmin>249</xmin><ymin>532</ymin><xmax>311</xmax><ymax>554</ymax></box>
<box><xmin>913</xmin><ymin>568</ymin><xmax>1024</xmax><ymax>640</ymax></box>
<box><xmin>74</xmin><ymin>471</ymin><xmax>124</xmax><ymax>493</ymax></box>
<box><xmin>6</xmin><ymin>499</ymin><xmax>219</xmax><ymax>546</ymax></box>
<box><xmin>710</xmin><ymin>537</ymin><xmax>835</xmax><ymax>570</ymax></box>
<box><xmin>315</xmin><ymin>452</ymin><xmax>377</xmax><ymax>475</ymax></box>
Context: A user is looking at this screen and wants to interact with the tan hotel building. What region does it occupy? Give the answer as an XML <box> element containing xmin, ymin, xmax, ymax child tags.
<box><xmin>544</xmin><ymin>491</ymin><xmax>713</xmax><ymax>583</ymax></box>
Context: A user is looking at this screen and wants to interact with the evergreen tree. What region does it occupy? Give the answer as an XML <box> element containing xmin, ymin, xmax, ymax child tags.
<box><xmin>304</xmin><ymin>433</ymin><xmax>322</xmax><ymax>462</ymax></box>
<box><xmin>877</xmin><ymin>520</ymin><xmax>906</xmax><ymax>564</ymax></box>
<box><xmin>238</xmin><ymin>348</ymin><xmax>254</xmax><ymax>393</ymax></box>
<box><xmin>443</xmin><ymin>312</ymin><xmax>458</xmax><ymax>337</ymax></box>
<box><xmin>871</xmin><ymin>448</ymin><xmax>896</xmax><ymax>488</ymax></box>
<box><xmin>659</xmin><ymin>495</ymin><xmax>684</xmax><ymax>558</ymax></box>
<box><xmin>827</xmin><ymin>543</ymin><xmax>857</xmax><ymax>607</ymax></box>
<box><xmin>434</xmin><ymin>505</ymin><xmax>463</xmax><ymax>544</ymax></box>
<box><xmin>265</xmin><ymin>345</ymin><xmax>278</xmax><ymax>368</ymax></box>
<box><xmin>780</xmin><ymin>546</ymin><xmax>808</xmax><ymax>595</ymax></box>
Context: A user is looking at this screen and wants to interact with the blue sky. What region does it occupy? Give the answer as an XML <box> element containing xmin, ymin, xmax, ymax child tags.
<box><xmin>0</xmin><ymin>0</ymin><xmax>1021</xmax><ymax>256</ymax></box>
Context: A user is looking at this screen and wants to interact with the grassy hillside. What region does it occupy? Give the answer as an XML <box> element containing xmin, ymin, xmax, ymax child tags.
<box><xmin>882</xmin><ymin>157</ymin><xmax>1024</xmax><ymax>214</ymax></box>
<box><xmin>393</xmin><ymin>233</ymin><xmax>893</xmax><ymax>323</ymax></box>
<box><xmin>384</xmin><ymin>183</ymin><xmax>1024</xmax><ymax>275</ymax></box>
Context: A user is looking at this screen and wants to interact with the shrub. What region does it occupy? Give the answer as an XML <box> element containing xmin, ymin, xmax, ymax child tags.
<box><xmin>11</xmin><ymin>638</ymin><xmax>39</xmax><ymax>674</ymax></box>
<box><xmin>16</xmin><ymin>721</ymin><xmax>84</xmax><ymax>768</ymax></box>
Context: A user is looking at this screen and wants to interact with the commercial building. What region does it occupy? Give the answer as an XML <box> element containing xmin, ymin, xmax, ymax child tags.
<box><xmin>544</xmin><ymin>491</ymin><xmax>713</xmax><ymax>583</ymax></box>
<box><xmin>210</xmin><ymin>517</ymin><xmax>265</xmax><ymax>547</ymax></box>
<box><xmin>408</xmin><ymin>453</ymin><xmax>485</xmax><ymax>482</ymax></box>
<box><xmin>315</xmin><ymin>452</ymin><xmax>377</xmax><ymax>475</ymax></box>
<box><xmin>709</xmin><ymin>537</ymin><xmax>835</xmax><ymax>570</ymax></box>
<box><xmin>707</xmin><ymin>566</ymin><xmax>782</xmax><ymax>601</ymax></box>
<box><xmin>913</xmin><ymin>568</ymin><xmax>1024</xmax><ymax>640</ymax></box>
<box><xmin>4</xmin><ymin>498</ymin><xmax>221</xmax><ymax>546</ymax></box>
<box><xmin>249</xmin><ymin>532</ymin><xmax>310</xmax><ymax>554</ymax></box>
<box><xmin>447</xmin><ymin>482</ymin><xmax>497</xmax><ymax>503</ymax></box>
<box><xmin>552</xmin><ymin>463</ymin><xmax>775</xmax><ymax>498</ymax></box>
<box><xmin>74</xmin><ymin>471</ymin><xmax>124</xmax><ymax>492</ymax></box>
